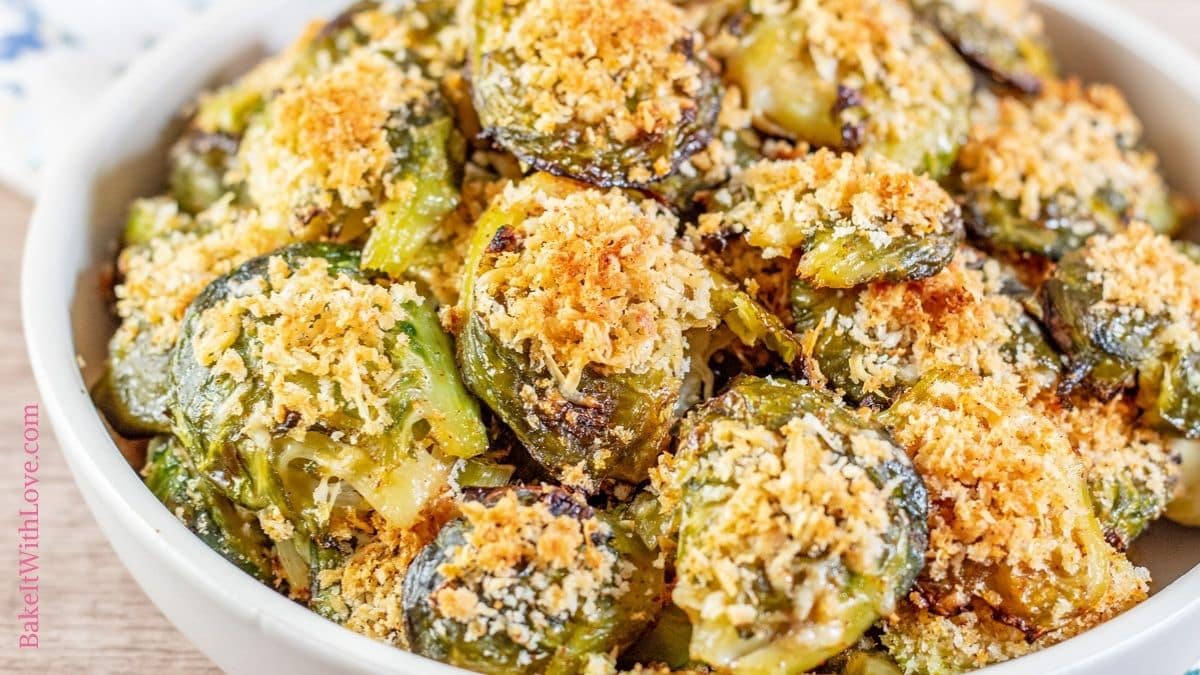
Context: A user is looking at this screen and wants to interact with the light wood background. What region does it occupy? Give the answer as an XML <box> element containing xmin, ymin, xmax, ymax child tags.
<box><xmin>0</xmin><ymin>2</ymin><xmax>1196</xmax><ymax>673</ymax></box>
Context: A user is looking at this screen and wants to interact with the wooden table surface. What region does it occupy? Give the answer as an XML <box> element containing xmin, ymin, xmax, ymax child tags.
<box><xmin>0</xmin><ymin>2</ymin><xmax>1197</xmax><ymax>673</ymax></box>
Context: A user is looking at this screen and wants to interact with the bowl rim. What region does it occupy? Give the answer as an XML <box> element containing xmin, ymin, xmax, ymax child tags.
<box><xmin>19</xmin><ymin>0</ymin><xmax>1200</xmax><ymax>673</ymax></box>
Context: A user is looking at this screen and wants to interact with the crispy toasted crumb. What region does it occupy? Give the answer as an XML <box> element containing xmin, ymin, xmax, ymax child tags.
<box><xmin>666</xmin><ymin>413</ymin><xmax>895</xmax><ymax>635</ymax></box>
<box><xmin>113</xmin><ymin>199</ymin><xmax>295</xmax><ymax>353</ymax></box>
<box><xmin>1079</xmin><ymin>222</ymin><xmax>1200</xmax><ymax>354</ymax></box>
<box><xmin>699</xmin><ymin>150</ymin><xmax>957</xmax><ymax>261</ymax></box>
<box><xmin>192</xmin><ymin>255</ymin><xmax>421</xmax><ymax>438</ymax></box>
<box><xmin>473</xmin><ymin>177</ymin><xmax>716</xmax><ymax>395</ymax></box>
<box><xmin>884</xmin><ymin>557</ymin><xmax>1147</xmax><ymax>674</ymax></box>
<box><xmin>351</xmin><ymin>2</ymin><xmax>468</xmax><ymax>78</ymax></box>
<box><xmin>476</xmin><ymin>0</ymin><xmax>706</xmax><ymax>181</ymax></box>
<box><xmin>884</xmin><ymin>371</ymin><xmax>1147</xmax><ymax>671</ymax></box>
<box><xmin>326</xmin><ymin>503</ymin><xmax>457</xmax><ymax>647</ymax></box>
<box><xmin>1044</xmin><ymin>394</ymin><xmax>1178</xmax><ymax>541</ymax></box>
<box><xmin>958</xmin><ymin>79</ymin><xmax>1169</xmax><ymax>226</ymax></box>
<box><xmin>236</xmin><ymin>48</ymin><xmax>437</xmax><ymax>229</ymax></box>
<box><xmin>428</xmin><ymin>491</ymin><xmax>629</xmax><ymax>651</ymax></box>
<box><xmin>808</xmin><ymin>247</ymin><xmax>1054</xmax><ymax>398</ymax></box>
<box><xmin>888</xmin><ymin>373</ymin><xmax>1096</xmax><ymax>590</ymax></box>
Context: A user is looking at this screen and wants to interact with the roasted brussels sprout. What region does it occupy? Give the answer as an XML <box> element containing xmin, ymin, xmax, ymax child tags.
<box><xmin>957</xmin><ymin>80</ymin><xmax>1178</xmax><ymax>259</ymax></box>
<box><xmin>403</xmin><ymin>485</ymin><xmax>664</xmax><ymax>674</ymax></box>
<box><xmin>1167</xmin><ymin>439</ymin><xmax>1200</xmax><ymax>526</ymax></box>
<box><xmin>698</xmin><ymin>151</ymin><xmax>963</xmax><ymax>289</ymax></box>
<box><xmin>95</xmin><ymin>199</ymin><xmax>297</xmax><ymax>437</ymax></box>
<box><xmin>1040</xmin><ymin>223</ymin><xmax>1200</xmax><ymax>437</ymax></box>
<box><xmin>881</xmin><ymin>368</ymin><xmax>1147</xmax><ymax>673</ymax></box>
<box><xmin>454</xmin><ymin>173</ymin><xmax>719</xmax><ymax>486</ymax></box>
<box><xmin>790</xmin><ymin>246</ymin><xmax>1058</xmax><ymax>406</ymax></box>
<box><xmin>469</xmin><ymin>0</ymin><xmax>721</xmax><ymax>187</ymax></box>
<box><xmin>304</xmin><ymin>502</ymin><xmax>457</xmax><ymax>643</ymax></box>
<box><xmin>1046</xmin><ymin>396</ymin><xmax>1180</xmax><ymax>550</ymax></box>
<box><xmin>142</xmin><ymin>436</ymin><xmax>278</xmax><ymax>583</ymax></box>
<box><xmin>910</xmin><ymin>0</ymin><xmax>1056</xmax><ymax>94</ymax></box>
<box><xmin>659</xmin><ymin>376</ymin><xmax>926</xmax><ymax>674</ymax></box>
<box><xmin>726</xmin><ymin>0</ymin><xmax>973</xmax><ymax>177</ymax></box>
<box><xmin>169</xmin><ymin>243</ymin><xmax>487</xmax><ymax>544</ymax></box>
<box><xmin>236</xmin><ymin>19</ymin><xmax>465</xmax><ymax>273</ymax></box>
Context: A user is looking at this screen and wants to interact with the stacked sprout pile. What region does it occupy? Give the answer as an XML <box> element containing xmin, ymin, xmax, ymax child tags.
<box><xmin>93</xmin><ymin>0</ymin><xmax>1200</xmax><ymax>673</ymax></box>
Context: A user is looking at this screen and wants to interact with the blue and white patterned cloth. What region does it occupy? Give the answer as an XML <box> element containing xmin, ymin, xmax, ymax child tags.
<box><xmin>0</xmin><ymin>0</ymin><xmax>212</xmax><ymax>195</ymax></box>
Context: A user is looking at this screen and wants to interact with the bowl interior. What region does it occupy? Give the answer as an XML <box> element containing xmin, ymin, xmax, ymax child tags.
<box><xmin>39</xmin><ymin>0</ymin><xmax>1200</xmax><ymax>672</ymax></box>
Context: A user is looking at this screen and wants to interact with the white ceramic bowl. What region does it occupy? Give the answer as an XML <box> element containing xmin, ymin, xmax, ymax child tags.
<box><xmin>20</xmin><ymin>1</ymin><xmax>1200</xmax><ymax>673</ymax></box>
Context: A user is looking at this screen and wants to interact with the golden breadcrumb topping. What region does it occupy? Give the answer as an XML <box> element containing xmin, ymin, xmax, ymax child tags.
<box><xmin>806</xmin><ymin>248</ymin><xmax>1054</xmax><ymax>397</ymax></box>
<box><xmin>192</xmin><ymin>255</ymin><xmax>421</xmax><ymax>439</ymax></box>
<box><xmin>884</xmin><ymin>607</ymin><xmax>1035</xmax><ymax>674</ymax></box>
<box><xmin>885</xmin><ymin>555</ymin><xmax>1147</xmax><ymax>674</ymax></box>
<box><xmin>886</xmin><ymin>372</ymin><xmax>1102</xmax><ymax>608</ymax></box>
<box><xmin>475</xmin><ymin>0</ymin><xmax>705</xmax><ymax>182</ymax></box>
<box><xmin>1046</xmin><ymin>395</ymin><xmax>1178</xmax><ymax>528</ymax></box>
<box><xmin>474</xmin><ymin>178</ymin><xmax>716</xmax><ymax>395</ymax></box>
<box><xmin>669</xmin><ymin>414</ymin><xmax>895</xmax><ymax>632</ymax></box>
<box><xmin>191</xmin><ymin>19</ymin><xmax>319</xmax><ymax>136</ymax></box>
<box><xmin>113</xmin><ymin>199</ymin><xmax>295</xmax><ymax>352</ymax></box>
<box><xmin>958</xmin><ymin>79</ymin><xmax>1168</xmax><ymax>225</ymax></box>
<box><xmin>1081</xmin><ymin>222</ymin><xmax>1200</xmax><ymax>354</ymax></box>
<box><xmin>429</xmin><ymin>492</ymin><xmax>631</xmax><ymax>652</ymax></box>
<box><xmin>350</xmin><ymin>2</ymin><xmax>468</xmax><ymax>78</ymax></box>
<box><xmin>699</xmin><ymin>151</ymin><xmax>956</xmax><ymax>261</ymax></box>
<box><xmin>236</xmin><ymin>48</ymin><xmax>437</xmax><ymax>228</ymax></box>
<box><xmin>321</xmin><ymin>503</ymin><xmax>457</xmax><ymax>647</ymax></box>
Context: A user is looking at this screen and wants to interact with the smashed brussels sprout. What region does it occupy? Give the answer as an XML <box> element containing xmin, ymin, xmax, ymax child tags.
<box><xmin>469</xmin><ymin>0</ymin><xmax>721</xmax><ymax>187</ymax></box>
<box><xmin>726</xmin><ymin>0</ymin><xmax>973</xmax><ymax>177</ymax></box>
<box><xmin>95</xmin><ymin>198</ymin><xmax>299</xmax><ymax>437</ymax></box>
<box><xmin>910</xmin><ymin>0</ymin><xmax>1056</xmax><ymax>93</ymax></box>
<box><xmin>403</xmin><ymin>485</ymin><xmax>664</xmax><ymax>674</ymax></box>
<box><xmin>957</xmin><ymin>79</ymin><xmax>1178</xmax><ymax>259</ymax></box>
<box><xmin>236</xmin><ymin>6</ymin><xmax>466</xmax><ymax>275</ymax></box>
<box><xmin>1040</xmin><ymin>223</ymin><xmax>1200</xmax><ymax>437</ymax></box>
<box><xmin>1047</xmin><ymin>395</ymin><xmax>1180</xmax><ymax>551</ymax></box>
<box><xmin>791</xmin><ymin>246</ymin><xmax>1059</xmax><ymax>406</ymax></box>
<box><xmin>698</xmin><ymin>151</ymin><xmax>963</xmax><ymax>289</ymax></box>
<box><xmin>142</xmin><ymin>436</ymin><xmax>278</xmax><ymax>583</ymax></box>
<box><xmin>660</xmin><ymin>376</ymin><xmax>927</xmax><ymax>674</ymax></box>
<box><xmin>454</xmin><ymin>173</ymin><xmax>719</xmax><ymax>486</ymax></box>
<box><xmin>881</xmin><ymin>369</ymin><xmax>1147</xmax><ymax>672</ymax></box>
<box><xmin>170</xmin><ymin>243</ymin><xmax>486</xmax><ymax>545</ymax></box>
